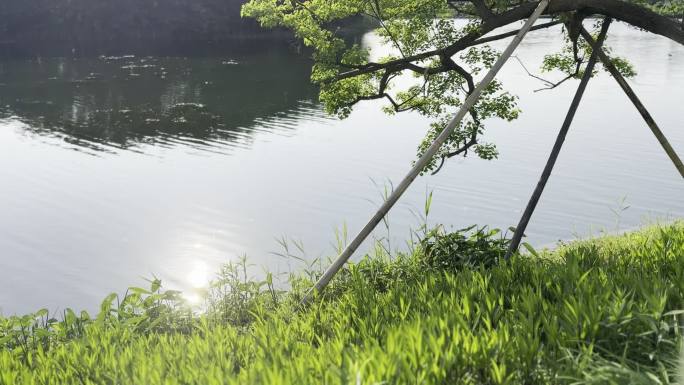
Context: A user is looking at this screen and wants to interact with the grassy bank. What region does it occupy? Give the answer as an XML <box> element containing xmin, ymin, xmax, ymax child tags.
<box><xmin>2</xmin><ymin>223</ymin><xmax>684</xmax><ymax>384</ymax></box>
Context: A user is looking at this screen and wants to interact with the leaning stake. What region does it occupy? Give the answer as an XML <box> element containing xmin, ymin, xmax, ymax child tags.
<box><xmin>504</xmin><ymin>18</ymin><xmax>613</xmax><ymax>261</ymax></box>
<box><xmin>579</xmin><ymin>27</ymin><xmax>684</xmax><ymax>179</ymax></box>
<box><xmin>302</xmin><ymin>0</ymin><xmax>551</xmax><ymax>304</ymax></box>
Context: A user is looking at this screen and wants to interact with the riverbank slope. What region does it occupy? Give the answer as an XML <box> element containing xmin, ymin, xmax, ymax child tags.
<box><xmin>1</xmin><ymin>222</ymin><xmax>683</xmax><ymax>384</ymax></box>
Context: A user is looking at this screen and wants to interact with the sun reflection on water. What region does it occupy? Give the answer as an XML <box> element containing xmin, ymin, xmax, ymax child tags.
<box><xmin>187</xmin><ymin>260</ymin><xmax>209</xmax><ymax>288</ymax></box>
<box><xmin>182</xmin><ymin>259</ymin><xmax>211</xmax><ymax>305</ymax></box>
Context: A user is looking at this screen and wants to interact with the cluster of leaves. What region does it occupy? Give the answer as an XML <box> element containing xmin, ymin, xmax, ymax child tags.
<box><xmin>633</xmin><ymin>0</ymin><xmax>684</xmax><ymax>15</ymax></box>
<box><xmin>204</xmin><ymin>259</ymin><xmax>284</xmax><ymax>326</ymax></box>
<box><xmin>242</xmin><ymin>0</ymin><xmax>683</xmax><ymax>173</ymax></box>
<box><xmin>420</xmin><ymin>225</ymin><xmax>509</xmax><ymax>270</ymax></box>
<box><xmin>242</xmin><ymin>1</ymin><xmax>527</xmax><ymax>172</ymax></box>
<box><xmin>539</xmin><ymin>19</ymin><xmax>637</xmax><ymax>90</ymax></box>
<box><xmin>1</xmin><ymin>222</ymin><xmax>684</xmax><ymax>384</ymax></box>
<box><xmin>0</xmin><ymin>278</ymin><xmax>193</xmax><ymax>358</ymax></box>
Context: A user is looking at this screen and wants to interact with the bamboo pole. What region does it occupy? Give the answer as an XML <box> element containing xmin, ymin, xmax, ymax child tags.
<box><xmin>504</xmin><ymin>18</ymin><xmax>613</xmax><ymax>261</ymax></box>
<box><xmin>301</xmin><ymin>0</ymin><xmax>551</xmax><ymax>304</ymax></box>
<box><xmin>579</xmin><ymin>27</ymin><xmax>684</xmax><ymax>179</ymax></box>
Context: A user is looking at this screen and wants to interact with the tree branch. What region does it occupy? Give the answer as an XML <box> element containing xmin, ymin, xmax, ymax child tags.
<box><xmin>470</xmin><ymin>0</ymin><xmax>496</xmax><ymax>19</ymax></box>
<box><xmin>331</xmin><ymin>0</ymin><xmax>684</xmax><ymax>84</ymax></box>
<box><xmin>472</xmin><ymin>20</ymin><xmax>563</xmax><ymax>46</ymax></box>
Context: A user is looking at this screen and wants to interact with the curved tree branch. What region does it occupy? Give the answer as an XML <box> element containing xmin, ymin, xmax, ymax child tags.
<box><xmin>331</xmin><ymin>0</ymin><xmax>683</xmax><ymax>84</ymax></box>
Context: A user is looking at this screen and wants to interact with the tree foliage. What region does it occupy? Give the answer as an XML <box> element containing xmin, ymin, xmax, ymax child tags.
<box><xmin>243</xmin><ymin>0</ymin><xmax>684</xmax><ymax>172</ymax></box>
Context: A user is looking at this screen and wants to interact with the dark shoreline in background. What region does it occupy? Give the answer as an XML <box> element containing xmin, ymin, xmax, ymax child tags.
<box><xmin>0</xmin><ymin>37</ymin><xmax>299</xmax><ymax>60</ymax></box>
<box><xmin>0</xmin><ymin>0</ymin><xmax>373</xmax><ymax>59</ymax></box>
<box><xmin>0</xmin><ymin>0</ymin><xmax>287</xmax><ymax>59</ymax></box>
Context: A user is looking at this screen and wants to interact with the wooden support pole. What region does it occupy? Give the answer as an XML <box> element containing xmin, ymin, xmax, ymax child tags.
<box><xmin>504</xmin><ymin>18</ymin><xmax>613</xmax><ymax>261</ymax></box>
<box><xmin>579</xmin><ymin>27</ymin><xmax>684</xmax><ymax>179</ymax></box>
<box><xmin>300</xmin><ymin>0</ymin><xmax>551</xmax><ymax>304</ymax></box>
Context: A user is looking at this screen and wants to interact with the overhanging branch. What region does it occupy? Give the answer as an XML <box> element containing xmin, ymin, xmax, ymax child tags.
<box><xmin>330</xmin><ymin>0</ymin><xmax>683</xmax><ymax>85</ymax></box>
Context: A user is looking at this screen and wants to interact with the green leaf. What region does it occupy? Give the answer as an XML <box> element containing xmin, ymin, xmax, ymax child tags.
<box><xmin>522</xmin><ymin>242</ymin><xmax>540</xmax><ymax>258</ymax></box>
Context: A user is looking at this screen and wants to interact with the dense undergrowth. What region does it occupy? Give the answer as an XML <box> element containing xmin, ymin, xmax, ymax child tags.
<box><xmin>1</xmin><ymin>222</ymin><xmax>684</xmax><ymax>384</ymax></box>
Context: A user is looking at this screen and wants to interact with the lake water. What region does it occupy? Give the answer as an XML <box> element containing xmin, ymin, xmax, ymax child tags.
<box><xmin>1</xmin><ymin>21</ymin><xmax>683</xmax><ymax>315</ymax></box>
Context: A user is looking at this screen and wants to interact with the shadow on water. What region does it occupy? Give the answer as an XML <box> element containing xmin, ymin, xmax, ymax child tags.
<box><xmin>0</xmin><ymin>51</ymin><xmax>324</xmax><ymax>153</ymax></box>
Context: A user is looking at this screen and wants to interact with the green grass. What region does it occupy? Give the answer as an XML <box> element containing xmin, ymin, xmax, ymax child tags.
<box><xmin>2</xmin><ymin>223</ymin><xmax>684</xmax><ymax>384</ymax></box>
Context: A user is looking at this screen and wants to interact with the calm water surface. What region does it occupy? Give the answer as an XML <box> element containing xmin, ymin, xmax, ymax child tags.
<box><xmin>1</xmin><ymin>22</ymin><xmax>683</xmax><ymax>314</ymax></box>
